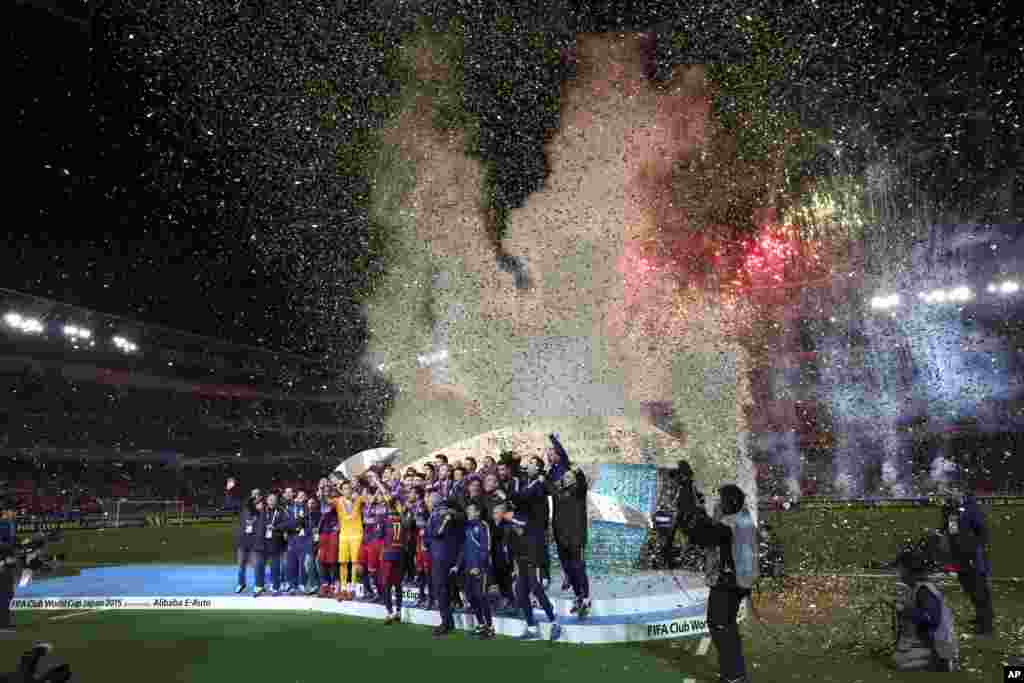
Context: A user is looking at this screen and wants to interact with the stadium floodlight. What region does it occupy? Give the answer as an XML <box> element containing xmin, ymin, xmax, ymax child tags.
<box><xmin>4</xmin><ymin>312</ymin><xmax>44</xmax><ymax>334</ymax></box>
<box><xmin>112</xmin><ymin>336</ymin><xmax>138</xmax><ymax>353</ymax></box>
<box><xmin>869</xmin><ymin>294</ymin><xmax>900</xmax><ymax>310</ymax></box>
<box><xmin>63</xmin><ymin>324</ymin><xmax>92</xmax><ymax>340</ymax></box>
<box><xmin>949</xmin><ymin>286</ymin><xmax>972</xmax><ymax>302</ymax></box>
<box><xmin>987</xmin><ymin>283</ymin><xmax>997</xmax><ymax>293</ymax></box>
<box><xmin>999</xmin><ymin>280</ymin><xmax>1019</xmax><ymax>295</ymax></box>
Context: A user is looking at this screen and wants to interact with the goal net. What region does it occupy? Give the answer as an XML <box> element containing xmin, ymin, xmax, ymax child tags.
<box><xmin>112</xmin><ymin>499</ymin><xmax>185</xmax><ymax>528</ymax></box>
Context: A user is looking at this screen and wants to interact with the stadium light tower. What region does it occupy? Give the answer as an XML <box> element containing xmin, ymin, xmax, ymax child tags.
<box><xmin>3</xmin><ymin>312</ymin><xmax>44</xmax><ymax>334</ymax></box>
<box><xmin>113</xmin><ymin>336</ymin><xmax>139</xmax><ymax>353</ymax></box>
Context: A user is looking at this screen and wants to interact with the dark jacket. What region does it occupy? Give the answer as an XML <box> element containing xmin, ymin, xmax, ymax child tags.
<box><xmin>683</xmin><ymin>511</ymin><xmax>740</xmax><ymax>588</ymax></box>
<box><xmin>512</xmin><ymin>475</ymin><xmax>549</xmax><ymax>533</ymax></box>
<box><xmin>455</xmin><ymin>519</ymin><xmax>492</xmax><ymax>575</ymax></box>
<box><xmin>237</xmin><ymin>501</ymin><xmax>263</xmax><ymax>552</ymax></box>
<box><xmin>287</xmin><ymin>504</ymin><xmax>316</xmax><ymax>550</ymax></box>
<box><xmin>0</xmin><ymin>520</ymin><xmax>16</xmax><ymax>548</ymax></box>
<box><xmin>424</xmin><ymin>505</ymin><xmax>461</xmax><ymax>564</ymax></box>
<box><xmin>549</xmin><ymin>469</ymin><xmax>588</xmax><ymax>549</ymax></box>
<box><xmin>547</xmin><ymin>434</ymin><xmax>571</xmax><ymax>484</ymax></box>
<box><xmin>903</xmin><ymin>582</ymin><xmax>943</xmax><ymax>642</ymax></box>
<box><xmin>499</xmin><ymin>512</ymin><xmax>544</xmax><ymax>566</ymax></box>
<box><xmin>399</xmin><ymin>504</ymin><xmax>420</xmax><ymax>551</ymax></box>
<box><xmin>223</xmin><ymin>491</ymin><xmax>242</xmax><ymax>514</ymax></box>
<box><xmin>260</xmin><ymin>506</ymin><xmax>290</xmax><ymax>554</ymax></box>
<box><xmin>941</xmin><ymin>495</ymin><xmax>991</xmax><ymax>575</ymax></box>
<box><xmin>479</xmin><ymin>491</ymin><xmax>504</xmax><ymax>522</ymax></box>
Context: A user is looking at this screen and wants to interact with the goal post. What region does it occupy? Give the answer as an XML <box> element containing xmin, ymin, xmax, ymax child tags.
<box><xmin>112</xmin><ymin>499</ymin><xmax>185</xmax><ymax>528</ymax></box>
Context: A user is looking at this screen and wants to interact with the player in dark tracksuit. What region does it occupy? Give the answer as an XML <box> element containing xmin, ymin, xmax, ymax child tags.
<box><xmin>546</xmin><ymin>435</ymin><xmax>571</xmax><ymax>587</ymax></box>
<box><xmin>511</xmin><ymin>456</ymin><xmax>551</xmax><ymax>587</ymax></box>
<box><xmin>303</xmin><ymin>496</ymin><xmax>321</xmax><ymax>594</ymax></box>
<box><xmin>453</xmin><ymin>501</ymin><xmax>495</xmax><ymax>639</ymax></box>
<box><xmin>1</xmin><ymin>499</ymin><xmax>20</xmax><ymax>631</ymax></box>
<box><xmin>285</xmin><ymin>494</ymin><xmax>315</xmax><ymax>595</ymax></box>
<box><xmin>482</xmin><ymin>474</ymin><xmax>514</xmax><ymax>609</ymax></box>
<box><xmin>549</xmin><ymin>464</ymin><xmax>591</xmax><ymax>617</ymax></box>
<box><xmin>236</xmin><ymin>496</ymin><xmax>265</xmax><ymax>593</ymax></box>
<box><xmin>493</xmin><ymin>502</ymin><xmax>561</xmax><ymax>641</ymax></box>
<box><xmin>941</xmin><ymin>490</ymin><xmax>995</xmax><ymax>635</ymax></box>
<box><xmin>424</xmin><ymin>492</ymin><xmax>461</xmax><ymax>636</ymax></box>
<box><xmin>256</xmin><ymin>494</ymin><xmax>289</xmax><ymax>596</ymax></box>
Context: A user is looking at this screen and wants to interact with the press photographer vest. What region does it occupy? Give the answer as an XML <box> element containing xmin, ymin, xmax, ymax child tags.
<box><xmin>893</xmin><ymin>582</ymin><xmax>958</xmax><ymax>669</ymax></box>
<box><xmin>705</xmin><ymin>507</ymin><xmax>758</xmax><ymax>590</ymax></box>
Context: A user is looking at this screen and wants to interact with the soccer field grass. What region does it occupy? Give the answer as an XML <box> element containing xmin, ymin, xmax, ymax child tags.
<box><xmin>7</xmin><ymin>506</ymin><xmax>1022</xmax><ymax>681</ymax></box>
<box><xmin>3</xmin><ymin>582</ymin><xmax>1021</xmax><ymax>683</ymax></box>
<box><xmin>0</xmin><ymin>610</ymin><xmax>687</xmax><ymax>683</ymax></box>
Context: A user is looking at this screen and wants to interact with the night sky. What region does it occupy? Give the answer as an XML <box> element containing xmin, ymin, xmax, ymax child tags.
<box><xmin>8</xmin><ymin>0</ymin><xmax>1022</xmax><ymax>365</ymax></box>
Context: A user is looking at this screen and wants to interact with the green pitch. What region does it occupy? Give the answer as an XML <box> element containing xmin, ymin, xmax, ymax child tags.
<box><xmin>4</xmin><ymin>505</ymin><xmax>1021</xmax><ymax>681</ymax></box>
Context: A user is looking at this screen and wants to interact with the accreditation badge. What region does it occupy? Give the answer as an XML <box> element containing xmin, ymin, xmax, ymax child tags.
<box><xmin>245</xmin><ymin>523</ymin><xmax>254</xmax><ymax>534</ymax></box>
<box><xmin>266</xmin><ymin>527</ymin><xmax>273</xmax><ymax>539</ymax></box>
<box><xmin>299</xmin><ymin>528</ymin><xmax>306</xmax><ymax>537</ymax></box>
<box><xmin>947</xmin><ymin>515</ymin><xmax>959</xmax><ymax>535</ymax></box>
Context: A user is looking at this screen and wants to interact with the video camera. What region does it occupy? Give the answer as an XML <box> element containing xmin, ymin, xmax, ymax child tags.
<box><xmin>3</xmin><ymin>642</ymin><xmax>72</xmax><ymax>682</ymax></box>
<box><xmin>1</xmin><ymin>531</ymin><xmax>65</xmax><ymax>571</ymax></box>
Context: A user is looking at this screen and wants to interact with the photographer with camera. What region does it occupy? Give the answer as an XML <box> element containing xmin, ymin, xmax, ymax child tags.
<box><xmin>940</xmin><ymin>483</ymin><xmax>994</xmax><ymax>636</ymax></box>
<box><xmin>1</xmin><ymin>497</ymin><xmax>62</xmax><ymax>635</ymax></box>
<box><xmin>1</xmin><ymin>642</ymin><xmax>72</xmax><ymax>682</ymax></box>
<box><xmin>891</xmin><ymin>550</ymin><xmax>958</xmax><ymax>672</ymax></box>
<box><xmin>673</xmin><ymin>462</ymin><xmax>757</xmax><ymax>683</ymax></box>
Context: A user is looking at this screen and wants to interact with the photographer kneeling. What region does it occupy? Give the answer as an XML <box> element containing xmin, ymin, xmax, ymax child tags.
<box><xmin>891</xmin><ymin>551</ymin><xmax>958</xmax><ymax>672</ymax></box>
<box><xmin>674</xmin><ymin>465</ymin><xmax>757</xmax><ymax>683</ymax></box>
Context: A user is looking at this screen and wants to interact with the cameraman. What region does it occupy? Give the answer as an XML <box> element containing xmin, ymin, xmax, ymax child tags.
<box><xmin>1</xmin><ymin>498</ymin><xmax>60</xmax><ymax>635</ymax></box>
<box><xmin>940</xmin><ymin>484</ymin><xmax>994</xmax><ymax>635</ymax></box>
<box><xmin>1</xmin><ymin>497</ymin><xmax>19</xmax><ymax>633</ymax></box>
<box><xmin>674</xmin><ymin>464</ymin><xmax>758</xmax><ymax>683</ymax></box>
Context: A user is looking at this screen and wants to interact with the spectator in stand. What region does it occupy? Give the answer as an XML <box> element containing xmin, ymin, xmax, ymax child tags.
<box><xmin>464</xmin><ymin>457</ymin><xmax>478</xmax><ymax>476</ymax></box>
